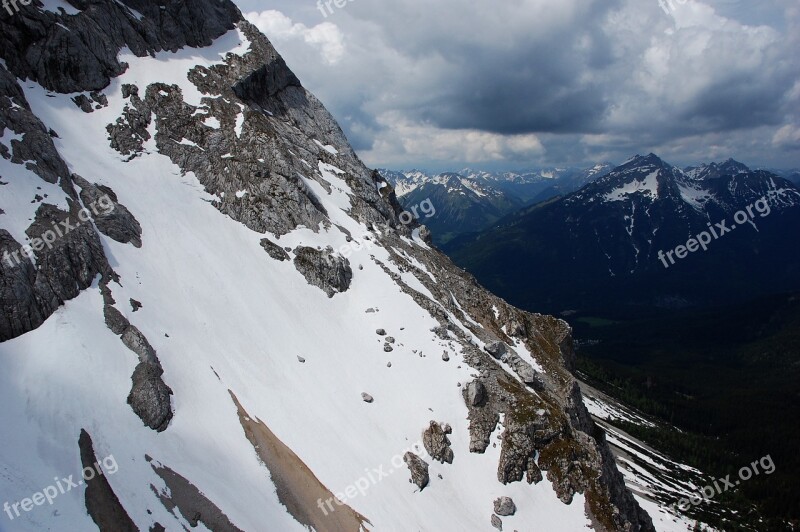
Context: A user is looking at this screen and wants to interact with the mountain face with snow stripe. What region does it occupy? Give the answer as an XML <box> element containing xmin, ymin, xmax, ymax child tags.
<box><xmin>448</xmin><ymin>154</ymin><xmax>800</xmax><ymax>313</ymax></box>
<box><xmin>0</xmin><ymin>2</ymin><xmax>657</xmax><ymax>531</ymax></box>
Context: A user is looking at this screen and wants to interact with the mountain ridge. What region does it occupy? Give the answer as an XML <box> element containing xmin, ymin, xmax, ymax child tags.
<box><xmin>0</xmin><ymin>2</ymin><xmax>659</xmax><ymax>531</ymax></box>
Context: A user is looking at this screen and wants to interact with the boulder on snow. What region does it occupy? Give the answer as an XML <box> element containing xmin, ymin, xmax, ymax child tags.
<box><xmin>293</xmin><ymin>246</ymin><xmax>352</xmax><ymax>297</ymax></box>
<box><xmin>403</xmin><ymin>452</ymin><xmax>429</xmax><ymax>490</ymax></box>
<box><xmin>361</xmin><ymin>393</ymin><xmax>374</xmax><ymax>403</ymax></box>
<box><xmin>422</xmin><ymin>421</ymin><xmax>454</xmax><ymax>464</ymax></box>
<box><xmin>494</xmin><ymin>496</ymin><xmax>516</xmax><ymax>516</ymax></box>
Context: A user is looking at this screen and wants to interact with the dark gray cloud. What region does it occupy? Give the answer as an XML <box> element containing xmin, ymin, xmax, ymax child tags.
<box><xmin>235</xmin><ymin>0</ymin><xmax>800</xmax><ymax>170</ymax></box>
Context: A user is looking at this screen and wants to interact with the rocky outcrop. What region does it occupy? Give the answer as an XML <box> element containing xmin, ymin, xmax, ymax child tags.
<box><xmin>102</xmin><ymin>287</ymin><xmax>173</xmax><ymax>433</ymax></box>
<box><xmin>422</xmin><ymin>421</ymin><xmax>454</xmax><ymax>464</ymax></box>
<box><xmin>128</xmin><ymin>362</ymin><xmax>173</xmax><ymax>433</ymax></box>
<box><xmin>0</xmin><ymin>204</ymin><xmax>111</xmax><ymax>341</ymax></box>
<box><xmin>494</xmin><ymin>497</ymin><xmax>516</xmax><ymax>516</ymax></box>
<box><xmin>465</xmin><ymin>379</ymin><xmax>486</xmax><ymax>407</ymax></box>
<box><xmin>0</xmin><ymin>0</ymin><xmax>241</xmax><ymax>93</ymax></box>
<box><xmin>79</xmin><ymin>430</ymin><xmax>137</xmax><ymax>532</ymax></box>
<box><xmin>293</xmin><ymin>246</ymin><xmax>353</xmax><ymax>298</ymax></box>
<box><xmin>260</xmin><ymin>238</ymin><xmax>290</xmax><ymax>261</ymax></box>
<box><xmin>148</xmin><ymin>456</ymin><xmax>244</xmax><ymax>532</ymax></box>
<box><xmin>74</xmin><ymin>175</ymin><xmax>142</xmax><ymax>247</ymax></box>
<box><xmin>403</xmin><ymin>452</ymin><xmax>430</xmax><ymax>490</ymax></box>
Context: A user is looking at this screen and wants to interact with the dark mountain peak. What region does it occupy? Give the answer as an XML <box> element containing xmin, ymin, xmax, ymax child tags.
<box><xmin>718</xmin><ymin>158</ymin><xmax>750</xmax><ymax>174</ymax></box>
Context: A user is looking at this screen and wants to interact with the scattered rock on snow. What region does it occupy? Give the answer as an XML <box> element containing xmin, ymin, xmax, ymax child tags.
<box><xmin>491</xmin><ymin>514</ymin><xmax>503</xmax><ymax>530</ymax></box>
<box><xmin>403</xmin><ymin>452</ymin><xmax>429</xmax><ymax>490</ymax></box>
<box><xmin>423</xmin><ymin>421</ymin><xmax>454</xmax><ymax>464</ymax></box>
<box><xmin>361</xmin><ymin>393</ymin><xmax>374</xmax><ymax>403</ymax></box>
<box><xmin>494</xmin><ymin>497</ymin><xmax>516</xmax><ymax>516</ymax></box>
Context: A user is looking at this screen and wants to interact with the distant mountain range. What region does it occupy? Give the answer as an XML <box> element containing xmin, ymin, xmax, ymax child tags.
<box><xmin>445</xmin><ymin>154</ymin><xmax>800</xmax><ymax>313</ymax></box>
<box><xmin>378</xmin><ymin>164</ymin><xmax>613</xmax><ymax>244</ymax></box>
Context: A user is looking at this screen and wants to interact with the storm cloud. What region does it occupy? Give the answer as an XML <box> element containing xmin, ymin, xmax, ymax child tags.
<box><xmin>235</xmin><ymin>0</ymin><xmax>799</xmax><ymax>170</ymax></box>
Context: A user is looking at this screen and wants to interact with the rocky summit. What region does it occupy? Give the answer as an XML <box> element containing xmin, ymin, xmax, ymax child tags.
<box><xmin>0</xmin><ymin>1</ymin><xmax>655</xmax><ymax>531</ymax></box>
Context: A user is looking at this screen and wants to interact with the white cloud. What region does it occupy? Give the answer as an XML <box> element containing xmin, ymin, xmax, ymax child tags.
<box><xmin>245</xmin><ymin>10</ymin><xmax>345</xmax><ymax>65</ymax></box>
<box><xmin>234</xmin><ymin>0</ymin><xmax>800</xmax><ymax>169</ymax></box>
<box><xmin>363</xmin><ymin>112</ymin><xmax>545</xmax><ymax>166</ymax></box>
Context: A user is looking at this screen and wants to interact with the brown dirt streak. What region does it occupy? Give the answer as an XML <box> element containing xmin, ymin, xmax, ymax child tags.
<box><xmin>229</xmin><ymin>391</ymin><xmax>371</xmax><ymax>532</ymax></box>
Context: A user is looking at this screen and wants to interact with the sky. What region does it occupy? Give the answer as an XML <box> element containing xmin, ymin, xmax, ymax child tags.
<box><xmin>231</xmin><ymin>0</ymin><xmax>800</xmax><ymax>172</ymax></box>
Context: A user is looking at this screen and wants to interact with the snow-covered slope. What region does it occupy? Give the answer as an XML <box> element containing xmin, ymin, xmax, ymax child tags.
<box><xmin>0</xmin><ymin>3</ymin><xmax>654</xmax><ymax>531</ymax></box>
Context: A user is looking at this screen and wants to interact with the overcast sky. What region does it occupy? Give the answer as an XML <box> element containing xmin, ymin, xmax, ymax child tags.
<box><xmin>231</xmin><ymin>0</ymin><xmax>799</xmax><ymax>172</ymax></box>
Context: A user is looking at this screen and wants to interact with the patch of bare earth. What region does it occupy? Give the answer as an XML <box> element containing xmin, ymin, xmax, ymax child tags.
<box><xmin>229</xmin><ymin>391</ymin><xmax>372</xmax><ymax>532</ymax></box>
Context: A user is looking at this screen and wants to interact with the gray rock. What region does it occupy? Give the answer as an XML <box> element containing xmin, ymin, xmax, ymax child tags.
<box><xmin>465</xmin><ymin>380</ymin><xmax>486</xmax><ymax>407</ymax></box>
<box><xmin>383</xmin><ymin>344</ymin><xmax>393</xmax><ymax>353</ymax></box>
<box><xmin>128</xmin><ymin>363</ymin><xmax>173</xmax><ymax>432</ymax></box>
<box><xmin>491</xmin><ymin>514</ymin><xmax>503</xmax><ymax>531</ymax></box>
<box><xmin>403</xmin><ymin>452</ymin><xmax>429</xmax><ymax>490</ymax></box>
<box><xmin>0</xmin><ymin>203</ymin><xmax>111</xmax><ymax>342</ymax></box>
<box><xmin>361</xmin><ymin>393</ymin><xmax>374</xmax><ymax>403</ymax></box>
<box><xmin>293</xmin><ymin>246</ymin><xmax>352</xmax><ymax>297</ymax></box>
<box><xmin>385</xmin><ymin>336</ymin><xmax>395</xmax><ymax>344</ymax></box>
<box><xmin>121</xmin><ymin>325</ymin><xmax>159</xmax><ymax>365</ymax></box>
<box><xmin>442</xmin><ymin>351</ymin><xmax>450</xmax><ymax>362</ymax></box>
<box><xmin>260</xmin><ymin>239</ymin><xmax>290</xmax><ymax>261</ymax></box>
<box><xmin>73</xmin><ymin>175</ymin><xmax>142</xmax><ymax>248</ymax></box>
<box><xmin>297</xmin><ymin>356</ymin><xmax>306</xmax><ymax>363</ymax></box>
<box><xmin>376</xmin><ymin>328</ymin><xmax>386</xmax><ymax>335</ymax></box>
<box><xmin>0</xmin><ymin>0</ymin><xmax>241</xmax><ymax>93</ymax></box>
<box><xmin>485</xmin><ymin>341</ymin><xmax>507</xmax><ymax>359</ymax></box>
<box><xmin>494</xmin><ymin>497</ymin><xmax>516</xmax><ymax>516</ymax></box>
<box><xmin>423</xmin><ymin>421</ymin><xmax>454</xmax><ymax>464</ymax></box>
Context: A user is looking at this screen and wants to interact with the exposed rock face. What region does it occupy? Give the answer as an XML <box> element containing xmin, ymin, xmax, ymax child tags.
<box><xmin>485</xmin><ymin>340</ymin><xmax>507</xmax><ymax>359</ymax></box>
<box><xmin>403</xmin><ymin>452</ymin><xmax>430</xmax><ymax>490</ymax></box>
<box><xmin>293</xmin><ymin>246</ymin><xmax>353</xmax><ymax>298</ymax></box>
<box><xmin>148</xmin><ymin>456</ymin><xmax>245</xmax><ymax>532</ymax></box>
<box><xmin>128</xmin><ymin>362</ymin><xmax>173</xmax><ymax>433</ymax></box>
<box><xmin>260</xmin><ymin>238</ymin><xmax>290</xmax><ymax>261</ymax></box>
<box><xmin>422</xmin><ymin>421</ymin><xmax>454</xmax><ymax>464</ymax></box>
<box><xmin>74</xmin><ymin>175</ymin><xmax>142</xmax><ymax>247</ymax></box>
<box><xmin>0</xmin><ymin>204</ymin><xmax>111</xmax><ymax>341</ymax></box>
<box><xmin>0</xmin><ymin>0</ymin><xmax>241</xmax><ymax>93</ymax></box>
<box><xmin>494</xmin><ymin>496</ymin><xmax>516</xmax><ymax>516</ymax></box>
<box><xmin>79</xmin><ymin>430</ymin><xmax>137</xmax><ymax>532</ymax></box>
<box><xmin>465</xmin><ymin>379</ymin><xmax>486</xmax><ymax>407</ymax></box>
<box><xmin>103</xmin><ymin>288</ymin><xmax>173</xmax><ymax>432</ymax></box>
